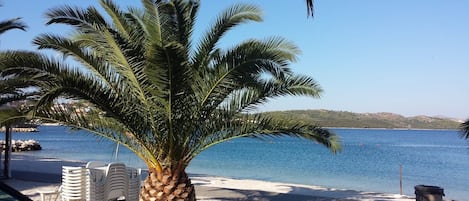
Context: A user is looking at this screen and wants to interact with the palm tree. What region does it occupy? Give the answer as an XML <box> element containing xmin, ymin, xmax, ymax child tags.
<box><xmin>0</xmin><ymin>3</ymin><xmax>28</xmax><ymax>178</ymax></box>
<box><xmin>0</xmin><ymin>3</ymin><xmax>28</xmax><ymax>108</ymax></box>
<box><xmin>0</xmin><ymin>2</ymin><xmax>29</xmax><ymax>112</ymax></box>
<box><xmin>0</xmin><ymin>0</ymin><xmax>340</xmax><ymax>200</ymax></box>
<box><xmin>460</xmin><ymin>120</ymin><xmax>469</xmax><ymax>140</ymax></box>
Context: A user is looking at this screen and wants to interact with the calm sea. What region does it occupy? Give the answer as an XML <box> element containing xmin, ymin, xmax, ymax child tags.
<box><xmin>4</xmin><ymin>126</ymin><xmax>469</xmax><ymax>200</ymax></box>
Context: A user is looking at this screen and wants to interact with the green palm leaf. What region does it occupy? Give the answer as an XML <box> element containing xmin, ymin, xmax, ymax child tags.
<box><xmin>0</xmin><ymin>17</ymin><xmax>27</xmax><ymax>35</ymax></box>
<box><xmin>460</xmin><ymin>120</ymin><xmax>469</xmax><ymax>139</ymax></box>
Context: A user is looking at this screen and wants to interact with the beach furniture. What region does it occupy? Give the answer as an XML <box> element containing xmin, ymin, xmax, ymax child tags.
<box><xmin>103</xmin><ymin>162</ymin><xmax>127</xmax><ymax>200</ymax></box>
<box><xmin>85</xmin><ymin>160</ymin><xmax>108</xmax><ymax>200</ymax></box>
<box><xmin>87</xmin><ymin>167</ymin><xmax>105</xmax><ymax>201</ymax></box>
<box><xmin>38</xmin><ymin>162</ymin><xmax>141</xmax><ymax>201</ymax></box>
<box><xmin>127</xmin><ymin>167</ymin><xmax>141</xmax><ymax>201</ymax></box>
<box><xmin>61</xmin><ymin>166</ymin><xmax>87</xmax><ymax>201</ymax></box>
<box><xmin>86</xmin><ymin>162</ymin><xmax>141</xmax><ymax>201</ymax></box>
<box><xmin>37</xmin><ymin>186</ymin><xmax>61</xmax><ymax>201</ymax></box>
<box><xmin>85</xmin><ymin>161</ymin><xmax>107</xmax><ymax>169</ymax></box>
<box><xmin>414</xmin><ymin>185</ymin><xmax>445</xmax><ymax>201</ymax></box>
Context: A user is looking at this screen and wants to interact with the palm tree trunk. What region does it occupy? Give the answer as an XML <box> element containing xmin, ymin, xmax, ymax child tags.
<box><xmin>140</xmin><ymin>167</ymin><xmax>195</xmax><ymax>201</ymax></box>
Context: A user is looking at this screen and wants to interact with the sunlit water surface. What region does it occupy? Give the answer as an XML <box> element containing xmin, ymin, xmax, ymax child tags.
<box><xmin>6</xmin><ymin>126</ymin><xmax>469</xmax><ymax>200</ymax></box>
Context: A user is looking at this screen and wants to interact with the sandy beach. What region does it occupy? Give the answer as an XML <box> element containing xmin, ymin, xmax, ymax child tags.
<box><xmin>1</xmin><ymin>154</ymin><xmax>414</xmax><ymax>201</ymax></box>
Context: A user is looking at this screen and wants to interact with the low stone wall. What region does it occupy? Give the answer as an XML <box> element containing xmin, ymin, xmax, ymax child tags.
<box><xmin>0</xmin><ymin>139</ymin><xmax>42</xmax><ymax>152</ymax></box>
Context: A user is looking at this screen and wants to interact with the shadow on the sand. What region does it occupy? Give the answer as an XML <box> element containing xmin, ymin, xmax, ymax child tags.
<box><xmin>8</xmin><ymin>154</ymin><xmax>85</xmax><ymax>183</ymax></box>
<box><xmin>196</xmin><ymin>186</ymin><xmax>357</xmax><ymax>201</ymax></box>
<box><xmin>282</xmin><ymin>185</ymin><xmax>410</xmax><ymax>201</ymax></box>
<box><xmin>196</xmin><ymin>180</ymin><xmax>410</xmax><ymax>201</ymax></box>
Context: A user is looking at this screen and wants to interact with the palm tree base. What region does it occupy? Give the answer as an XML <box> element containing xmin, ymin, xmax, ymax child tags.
<box><xmin>140</xmin><ymin>168</ymin><xmax>196</xmax><ymax>201</ymax></box>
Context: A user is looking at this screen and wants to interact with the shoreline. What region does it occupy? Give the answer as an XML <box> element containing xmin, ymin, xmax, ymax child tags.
<box><xmin>38</xmin><ymin>123</ymin><xmax>459</xmax><ymax>131</ymax></box>
<box><xmin>325</xmin><ymin>127</ymin><xmax>458</xmax><ymax>131</ymax></box>
<box><xmin>1</xmin><ymin>154</ymin><xmax>414</xmax><ymax>201</ymax></box>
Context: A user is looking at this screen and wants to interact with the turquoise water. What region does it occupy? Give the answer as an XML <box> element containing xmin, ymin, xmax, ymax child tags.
<box><xmin>5</xmin><ymin>126</ymin><xmax>469</xmax><ymax>200</ymax></box>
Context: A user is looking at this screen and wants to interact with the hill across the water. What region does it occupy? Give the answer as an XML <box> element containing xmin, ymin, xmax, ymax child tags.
<box><xmin>262</xmin><ymin>110</ymin><xmax>462</xmax><ymax>129</ymax></box>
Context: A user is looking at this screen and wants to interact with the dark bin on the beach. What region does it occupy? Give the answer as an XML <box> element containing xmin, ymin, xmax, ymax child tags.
<box><xmin>414</xmin><ymin>185</ymin><xmax>444</xmax><ymax>201</ymax></box>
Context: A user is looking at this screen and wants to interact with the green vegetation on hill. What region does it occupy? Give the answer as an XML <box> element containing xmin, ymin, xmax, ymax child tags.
<box><xmin>263</xmin><ymin>110</ymin><xmax>461</xmax><ymax>129</ymax></box>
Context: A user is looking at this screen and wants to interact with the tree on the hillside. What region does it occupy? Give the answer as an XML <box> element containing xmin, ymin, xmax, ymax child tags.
<box><xmin>0</xmin><ymin>0</ymin><xmax>340</xmax><ymax>200</ymax></box>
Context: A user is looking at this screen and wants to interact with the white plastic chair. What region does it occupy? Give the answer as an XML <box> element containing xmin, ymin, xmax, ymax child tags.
<box><xmin>104</xmin><ymin>162</ymin><xmax>128</xmax><ymax>200</ymax></box>
<box><xmin>37</xmin><ymin>186</ymin><xmax>61</xmax><ymax>201</ymax></box>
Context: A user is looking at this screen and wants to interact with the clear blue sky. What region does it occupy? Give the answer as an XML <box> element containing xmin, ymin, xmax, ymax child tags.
<box><xmin>1</xmin><ymin>0</ymin><xmax>468</xmax><ymax>119</ymax></box>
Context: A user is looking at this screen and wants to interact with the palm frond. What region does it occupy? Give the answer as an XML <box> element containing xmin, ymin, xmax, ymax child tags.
<box><xmin>171</xmin><ymin>0</ymin><xmax>198</xmax><ymax>46</ymax></box>
<box><xmin>36</xmin><ymin>101</ymin><xmax>159</xmax><ymax>165</ymax></box>
<box><xmin>306</xmin><ymin>0</ymin><xmax>314</xmax><ymax>17</ymax></box>
<box><xmin>0</xmin><ymin>108</ymin><xmax>25</xmax><ymax>126</ymax></box>
<box><xmin>192</xmin><ymin>3</ymin><xmax>262</xmax><ymax>69</ymax></box>
<box><xmin>195</xmin><ymin>37</ymin><xmax>302</xmax><ymax>115</ymax></box>
<box><xmin>460</xmin><ymin>120</ymin><xmax>469</xmax><ymax>139</ymax></box>
<box><xmin>0</xmin><ymin>17</ymin><xmax>27</xmax><ymax>34</ymax></box>
<box><xmin>100</xmin><ymin>0</ymin><xmax>131</xmax><ymax>38</ymax></box>
<box><xmin>45</xmin><ymin>5</ymin><xmax>106</xmax><ymax>29</ymax></box>
<box><xmin>189</xmin><ymin>112</ymin><xmax>340</xmax><ymax>161</ymax></box>
<box><xmin>141</xmin><ymin>0</ymin><xmax>162</xmax><ymax>45</ymax></box>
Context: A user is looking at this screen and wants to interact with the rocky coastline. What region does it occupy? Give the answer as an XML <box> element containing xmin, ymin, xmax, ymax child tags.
<box><xmin>0</xmin><ymin>139</ymin><xmax>42</xmax><ymax>152</ymax></box>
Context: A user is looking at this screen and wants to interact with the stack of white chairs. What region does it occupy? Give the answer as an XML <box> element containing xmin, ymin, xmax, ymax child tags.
<box><xmin>86</xmin><ymin>161</ymin><xmax>141</xmax><ymax>201</ymax></box>
<box><xmin>61</xmin><ymin>166</ymin><xmax>87</xmax><ymax>201</ymax></box>
<box><xmin>103</xmin><ymin>162</ymin><xmax>128</xmax><ymax>200</ymax></box>
<box><xmin>85</xmin><ymin>161</ymin><xmax>107</xmax><ymax>169</ymax></box>
<box><xmin>126</xmin><ymin>167</ymin><xmax>141</xmax><ymax>201</ymax></box>
<box><xmin>52</xmin><ymin>161</ymin><xmax>141</xmax><ymax>201</ymax></box>
<box><xmin>86</xmin><ymin>161</ymin><xmax>107</xmax><ymax>201</ymax></box>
